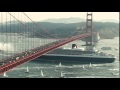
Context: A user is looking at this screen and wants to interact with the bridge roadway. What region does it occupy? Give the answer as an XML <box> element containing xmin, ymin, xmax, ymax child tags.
<box><xmin>0</xmin><ymin>33</ymin><xmax>96</xmax><ymax>74</ymax></box>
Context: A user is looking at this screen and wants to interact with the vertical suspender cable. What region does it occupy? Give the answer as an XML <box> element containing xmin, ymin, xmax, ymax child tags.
<box><xmin>9</xmin><ymin>12</ymin><xmax>11</xmax><ymax>57</ymax></box>
<box><xmin>14</xmin><ymin>12</ymin><xmax>15</xmax><ymax>54</ymax></box>
<box><xmin>1</xmin><ymin>12</ymin><xmax>3</xmax><ymax>60</ymax></box>
<box><xmin>28</xmin><ymin>18</ymin><xmax>29</xmax><ymax>51</ymax></box>
<box><xmin>5</xmin><ymin>12</ymin><xmax>8</xmax><ymax>57</ymax></box>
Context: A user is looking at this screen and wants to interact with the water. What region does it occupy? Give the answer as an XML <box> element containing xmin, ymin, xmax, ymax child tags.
<box><xmin>0</xmin><ymin>34</ymin><xmax>119</xmax><ymax>78</ymax></box>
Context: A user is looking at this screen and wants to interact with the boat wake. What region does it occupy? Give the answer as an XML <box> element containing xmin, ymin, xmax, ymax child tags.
<box><xmin>107</xmin><ymin>68</ymin><xmax>119</xmax><ymax>71</ymax></box>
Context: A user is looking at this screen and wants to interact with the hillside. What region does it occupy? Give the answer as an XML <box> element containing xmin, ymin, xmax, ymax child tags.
<box><xmin>40</xmin><ymin>17</ymin><xmax>85</xmax><ymax>23</ymax></box>
<box><xmin>0</xmin><ymin>22</ymin><xmax>119</xmax><ymax>39</ymax></box>
<box><xmin>40</xmin><ymin>17</ymin><xmax>118</xmax><ymax>23</ymax></box>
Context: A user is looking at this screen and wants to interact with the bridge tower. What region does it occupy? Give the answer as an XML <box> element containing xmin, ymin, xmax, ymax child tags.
<box><xmin>85</xmin><ymin>12</ymin><xmax>94</xmax><ymax>51</ymax></box>
<box><xmin>86</xmin><ymin>12</ymin><xmax>93</xmax><ymax>46</ymax></box>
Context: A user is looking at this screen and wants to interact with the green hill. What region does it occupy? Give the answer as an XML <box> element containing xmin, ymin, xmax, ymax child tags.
<box><xmin>0</xmin><ymin>22</ymin><xmax>119</xmax><ymax>39</ymax></box>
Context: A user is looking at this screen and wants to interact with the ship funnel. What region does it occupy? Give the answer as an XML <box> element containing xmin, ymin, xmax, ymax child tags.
<box><xmin>72</xmin><ymin>44</ymin><xmax>77</xmax><ymax>49</ymax></box>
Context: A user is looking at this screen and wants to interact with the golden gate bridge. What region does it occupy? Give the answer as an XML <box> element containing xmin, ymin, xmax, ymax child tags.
<box><xmin>0</xmin><ymin>12</ymin><xmax>96</xmax><ymax>75</ymax></box>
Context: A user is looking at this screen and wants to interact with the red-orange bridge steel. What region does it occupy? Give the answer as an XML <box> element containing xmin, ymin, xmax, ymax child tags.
<box><xmin>0</xmin><ymin>33</ymin><xmax>96</xmax><ymax>75</ymax></box>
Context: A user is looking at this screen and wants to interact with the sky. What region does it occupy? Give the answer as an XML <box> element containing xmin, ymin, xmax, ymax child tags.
<box><xmin>0</xmin><ymin>12</ymin><xmax>119</xmax><ymax>22</ymax></box>
<box><xmin>24</xmin><ymin>12</ymin><xmax>119</xmax><ymax>21</ymax></box>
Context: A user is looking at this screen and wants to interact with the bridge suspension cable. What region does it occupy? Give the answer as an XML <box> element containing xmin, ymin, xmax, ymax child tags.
<box><xmin>67</xmin><ymin>13</ymin><xmax>86</xmax><ymax>38</ymax></box>
<box><xmin>22</xmin><ymin>12</ymin><xmax>60</xmax><ymax>39</ymax></box>
<box><xmin>0</xmin><ymin>32</ymin><xmax>95</xmax><ymax>75</ymax></box>
<box><xmin>0</xmin><ymin>12</ymin><xmax>98</xmax><ymax>75</ymax></box>
<box><xmin>8</xmin><ymin>12</ymin><xmax>50</xmax><ymax>38</ymax></box>
<box><xmin>7</xmin><ymin>12</ymin><xmax>58</xmax><ymax>56</ymax></box>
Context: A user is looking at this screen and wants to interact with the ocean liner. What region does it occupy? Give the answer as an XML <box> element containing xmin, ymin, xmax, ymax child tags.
<box><xmin>35</xmin><ymin>44</ymin><xmax>116</xmax><ymax>64</ymax></box>
<box><xmin>34</xmin><ymin>13</ymin><xmax>116</xmax><ymax>64</ymax></box>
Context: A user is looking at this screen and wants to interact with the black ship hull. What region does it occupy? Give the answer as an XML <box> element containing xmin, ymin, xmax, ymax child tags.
<box><xmin>33</xmin><ymin>54</ymin><xmax>116</xmax><ymax>64</ymax></box>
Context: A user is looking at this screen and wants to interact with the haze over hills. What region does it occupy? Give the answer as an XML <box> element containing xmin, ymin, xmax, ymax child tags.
<box><xmin>40</xmin><ymin>17</ymin><xmax>119</xmax><ymax>23</ymax></box>
<box><xmin>0</xmin><ymin>21</ymin><xmax>119</xmax><ymax>39</ymax></box>
<box><xmin>96</xmin><ymin>19</ymin><xmax>119</xmax><ymax>23</ymax></box>
<box><xmin>40</xmin><ymin>17</ymin><xmax>85</xmax><ymax>23</ymax></box>
<box><xmin>2</xmin><ymin>17</ymin><xmax>118</xmax><ymax>24</ymax></box>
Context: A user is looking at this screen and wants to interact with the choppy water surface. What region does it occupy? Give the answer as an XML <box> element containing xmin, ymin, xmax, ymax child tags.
<box><xmin>0</xmin><ymin>34</ymin><xmax>119</xmax><ymax>78</ymax></box>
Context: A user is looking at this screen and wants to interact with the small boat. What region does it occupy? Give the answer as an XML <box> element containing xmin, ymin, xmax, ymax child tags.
<box><xmin>82</xmin><ymin>65</ymin><xmax>85</xmax><ymax>69</ymax></box>
<box><xmin>82</xmin><ymin>65</ymin><xmax>87</xmax><ymax>70</ymax></box>
<box><xmin>25</xmin><ymin>66</ymin><xmax>30</xmax><ymax>73</ymax></box>
<box><xmin>59</xmin><ymin>62</ymin><xmax>62</xmax><ymax>67</ymax></box>
<box><xmin>41</xmin><ymin>70</ymin><xmax>44</xmax><ymax>77</ymax></box>
<box><xmin>55</xmin><ymin>62</ymin><xmax>63</xmax><ymax>67</ymax></box>
<box><xmin>60</xmin><ymin>72</ymin><xmax>65</xmax><ymax>78</ymax></box>
<box><xmin>3</xmin><ymin>72</ymin><xmax>8</xmax><ymax>77</ymax></box>
<box><xmin>89</xmin><ymin>63</ymin><xmax>92</xmax><ymax>67</ymax></box>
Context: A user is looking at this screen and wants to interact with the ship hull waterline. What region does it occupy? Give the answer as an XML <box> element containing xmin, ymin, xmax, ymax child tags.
<box><xmin>32</xmin><ymin>54</ymin><xmax>116</xmax><ymax>64</ymax></box>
